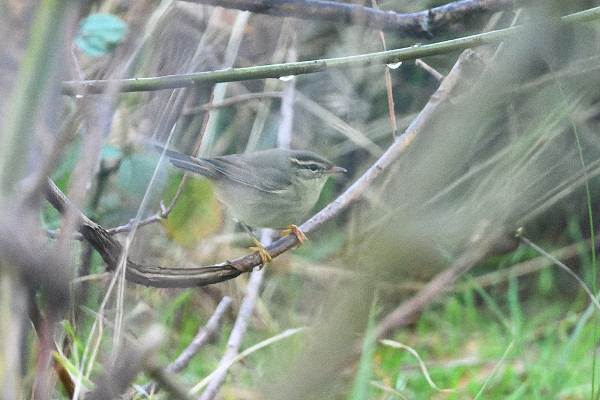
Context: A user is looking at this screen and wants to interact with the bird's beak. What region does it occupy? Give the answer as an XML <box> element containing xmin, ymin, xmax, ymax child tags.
<box><xmin>330</xmin><ymin>166</ymin><xmax>347</xmax><ymax>174</ymax></box>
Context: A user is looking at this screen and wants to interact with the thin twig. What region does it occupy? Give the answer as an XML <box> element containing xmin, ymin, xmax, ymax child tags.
<box><xmin>372</xmin><ymin>0</ymin><xmax>398</xmax><ymax>138</ymax></box>
<box><xmin>384</xmin><ymin>64</ymin><xmax>398</xmax><ymax>137</ymax></box>
<box><xmin>198</xmin><ymin>233</ymin><xmax>270</xmax><ymax>400</ymax></box>
<box><xmin>49</xmin><ymin>155</ymin><xmax>189</xmax><ymax>239</ymax></box>
<box><xmin>106</xmin><ymin>173</ymin><xmax>188</xmax><ymax>235</ymax></box>
<box><xmin>415</xmin><ymin>59</ymin><xmax>444</xmax><ymax>81</ymax></box>
<box><xmin>59</xmin><ymin>25</ymin><xmax>513</xmax><ymax>96</ymax></box>
<box><xmin>169</xmin><ymin>296</ymin><xmax>232</xmax><ymax>373</ymax></box>
<box><xmin>184</xmin><ymin>91</ymin><xmax>283</xmax><ymax>114</ymax></box>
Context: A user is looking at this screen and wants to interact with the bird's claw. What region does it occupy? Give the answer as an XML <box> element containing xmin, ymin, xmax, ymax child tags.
<box><xmin>281</xmin><ymin>225</ymin><xmax>307</xmax><ymax>245</ymax></box>
<box><xmin>250</xmin><ymin>244</ymin><xmax>272</xmax><ymax>269</ymax></box>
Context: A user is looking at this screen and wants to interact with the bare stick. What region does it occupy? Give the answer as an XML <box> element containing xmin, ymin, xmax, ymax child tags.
<box><xmin>44</xmin><ymin>178</ymin><xmax>122</xmax><ymax>270</ymax></box>
<box><xmin>168</xmin><ymin>296</ymin><xmax>232</xmax><ymax>373</ymax></box>
<box><xmin>138</xmin><ymin>296</ymin><xmax>232</xmax><ymax>396</ymax></box>
<box><xmin>106</xmin><ymin>173</ymin><xmax>188</xmax><ymax>235</ymax></box>
<box><xmin>415</xmin><ymin>59</ymin><xmax>444</xmax><ymax>81</ymax></box>
<box><xmin>372</xmin><ymin>0</ymin><xmax>398</xmax><ymax>137</ymax></box>
<box><xmin>199</xmin><ymin>234</ymin><xmax>270</xmax><ymax>400</ymax></box>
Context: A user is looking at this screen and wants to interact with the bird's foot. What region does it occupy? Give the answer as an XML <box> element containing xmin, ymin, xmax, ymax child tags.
<box><xmin>281</xmin><ymin>225</ymin><xmax>307</xmax><ymax>245</ymax></box>
<box><xmin>249</xmin><ymin>240</ymin><xmax>272</xmax><ymax>270</ymax></box>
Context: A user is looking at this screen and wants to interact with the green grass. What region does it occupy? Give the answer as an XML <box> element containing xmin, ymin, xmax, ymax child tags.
<box><xmin>372</xmin><ymin>272</ymin><xmax>598</xmax><ymax>399</ymax></box>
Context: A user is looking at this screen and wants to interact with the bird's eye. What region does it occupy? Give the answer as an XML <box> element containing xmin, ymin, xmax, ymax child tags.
<box><xmin>307</xmin><ymin>163</ymin><xmax>319</xmax><ymax>172</ymax></box>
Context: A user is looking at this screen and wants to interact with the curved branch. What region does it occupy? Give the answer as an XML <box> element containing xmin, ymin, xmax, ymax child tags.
<box><xmin>184</xmin><ymin>0</ymin><xmax>522</xmax><ymax>38</ymax></box>
<box><xmin>44</xmin><ymin>178</ymin><xmax>242</xmax><ymax>286</ymax></box>
<box><xmin>125</xmin><ymin>261</ymin><xmax>242</xmax><ymax>287</ymax></box>
<box><xmin>44</xmin><ymin>178</ymin><xmax>122</xmax><ymax>270</ymax></box>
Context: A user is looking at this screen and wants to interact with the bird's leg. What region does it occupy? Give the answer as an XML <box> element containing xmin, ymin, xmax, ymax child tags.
<box><xmin>281</xmin><ymin>225</ymin><xmax>307</xmax><ymax>245</ymax></box>
<box><xmin>240</xmin><ymin>223</ymin><xmax>272</xmax><ymax>269</ymax></box>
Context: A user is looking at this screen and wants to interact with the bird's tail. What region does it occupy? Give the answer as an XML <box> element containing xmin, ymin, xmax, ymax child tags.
<box><xmin>155</xmin><ymin>145</ymin><xmax>216</xmax><ymax>178</ymax></box>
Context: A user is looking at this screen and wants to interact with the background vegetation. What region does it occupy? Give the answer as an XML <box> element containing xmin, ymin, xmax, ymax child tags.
<box><xmin>2</xmin><ymin>0</ymin><xmax>600</xmax><ymax>398</ymax></box>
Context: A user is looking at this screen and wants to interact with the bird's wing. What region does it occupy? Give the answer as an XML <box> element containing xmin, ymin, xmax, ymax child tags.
<box><xmin>203</xmin><ymin>156</ymin><xmax>291</xmax><ymax>193</ymax></box>
<box><xmin>160</xmin><ymin>147</ymin><xmax>292</xmax><ymax>193</ymax></box>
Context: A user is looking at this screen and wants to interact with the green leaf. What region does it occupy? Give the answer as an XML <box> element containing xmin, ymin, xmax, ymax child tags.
<box><xmin>162</xmin><ymin>175</ymin><xmax>222</xmax><ymax>247</ymax></box>
<box><xmin>118</xmin><ymin>153</ymin><xmax>167</xmax><ymax>200</ymax></box>
<box><xmin>100</xmin><ymin>144</ymin><xmax>123</xmax><ymax>161</ymax></box>
<box><xmin>75</xmin><ymin>14</ymin><xmax>127</xmax><ymax>57</ymax></box>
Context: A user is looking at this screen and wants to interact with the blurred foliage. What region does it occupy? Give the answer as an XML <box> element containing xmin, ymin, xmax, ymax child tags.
<box><xmin>4</xmin><ymin>0</ymin><xmax>600</xmax><ymax>398</ymax></box>
<box><xmin>161</xmin><ymin>174</ymin><xmax>223</xmax><ymax>246</ymax></box>
<box><xmin>75</xmin><ymin>14</ymin><xmax>128</xmax><ymax>57</ymax></box>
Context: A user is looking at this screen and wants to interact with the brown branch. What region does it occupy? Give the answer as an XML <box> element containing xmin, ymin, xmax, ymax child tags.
<box><xmin>371</xmin><ymin>0</ymin><xmax>398</xmax><ymax>138</ymax></box>
<box><xmin>124</xmin><ymin>261</ymin><xmax>242</xmax><ymax>288</ymax></box>
<box><xmin>44</xmin><ymin>178</ymin><xmax>122</xmax><ymax>270</ymax></box>
<box><xmin>183</xmin><ymin>0</ymin><xmax>522</xmax><ymax>38</ymax></box>
<box><xmin>45</xmin><ymin>176</ymin><xmax>243</xmax><ymax>287</ymax></box>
